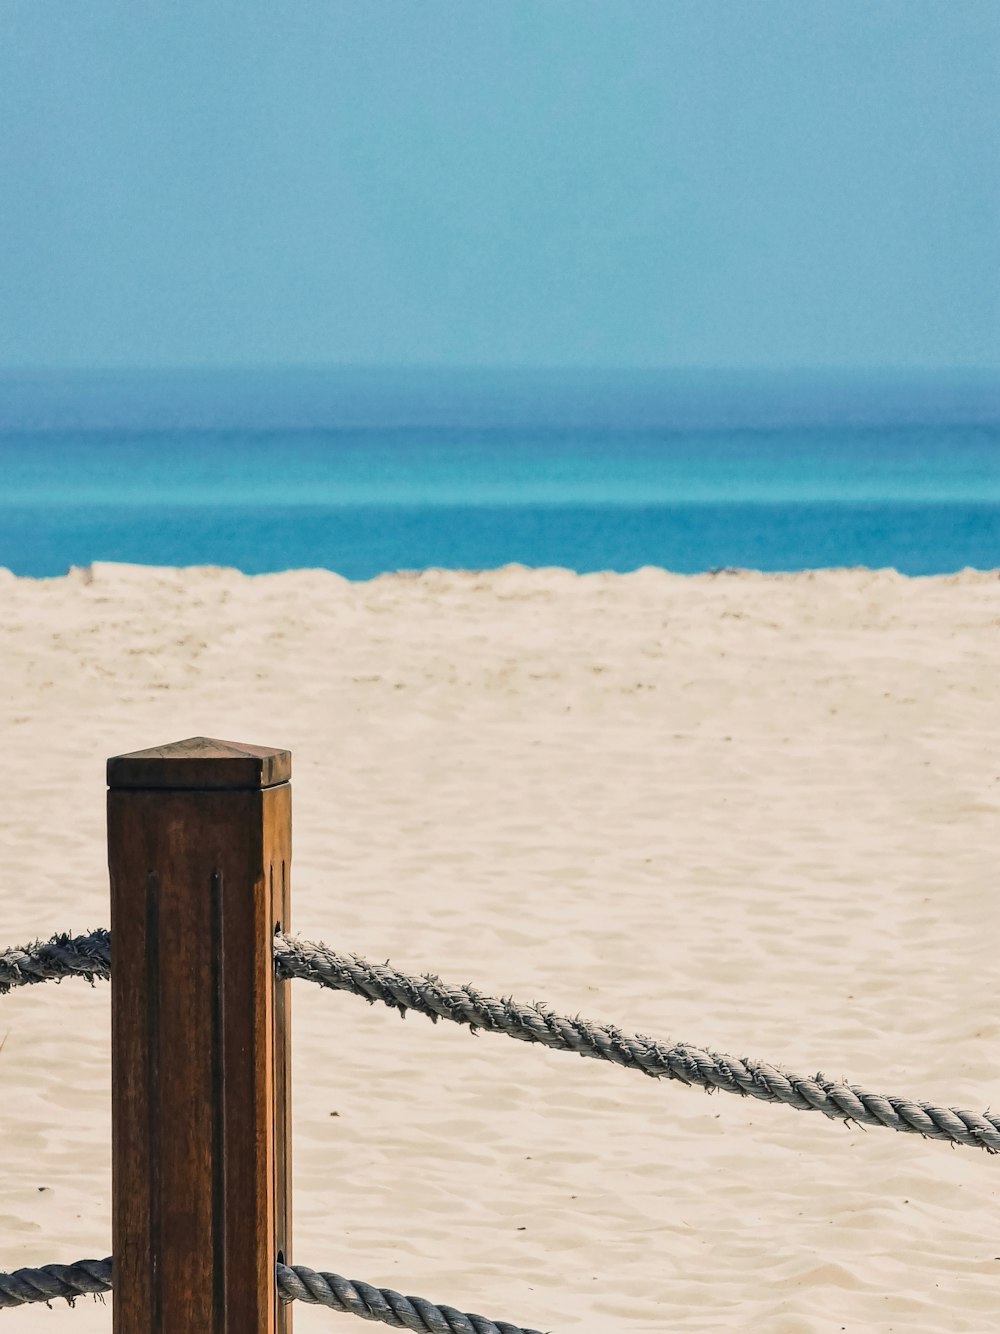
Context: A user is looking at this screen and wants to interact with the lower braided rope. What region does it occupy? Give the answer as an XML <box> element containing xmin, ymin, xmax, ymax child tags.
<box><xmin>0</xmin><ymin>1258</ymin><xmax>111</xmax><ymax>1309</ymax></box>
<box><xmin>0</xmin><ymin>1258</ymin><xmax>546</xmax><ymax>1333</ymax></box>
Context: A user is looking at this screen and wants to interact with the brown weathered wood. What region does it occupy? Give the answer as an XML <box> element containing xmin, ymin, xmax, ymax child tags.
<box><xmin>109</xmin><ymin>737</ymin><xmax>292</xmax><ymax>1334</ymax></box>
<box><xmin>108</xmin><ymin>736</ymin><xmax>291</xmax><ymax>791</ymax></box>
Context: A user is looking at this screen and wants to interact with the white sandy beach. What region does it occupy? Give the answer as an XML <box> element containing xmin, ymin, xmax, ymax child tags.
<box><xmin>1</xmin><ymin>562</ymin><xmax>998</xmax><ymax>1333</ymax></box>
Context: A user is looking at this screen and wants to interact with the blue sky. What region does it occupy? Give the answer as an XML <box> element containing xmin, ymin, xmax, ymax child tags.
<box><xmin>1</xmin><ymin>1</ymin><xmax>998</xmax><ymax>370</ymax></box>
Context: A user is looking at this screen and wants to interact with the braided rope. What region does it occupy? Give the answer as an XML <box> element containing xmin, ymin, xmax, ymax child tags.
<box><xmin>280</xmin><ymin>1264</ymin><xmax>545</xmax><ymax>1333</ymax></box>
<box><xmin>4</xmin><ymin>928</ymin><xmax>998</xmax><ymax>1153</ymax></box>
<box><xmin>0</xmin><ymin>929</ymin><xmax>110</xmax><ymax>994</ymax></box>
<box><xmin>0</xmin><ymin>1258</ymin><xmax>111</xmax><ymax>1309</ymax></box>
<box><xmin>274</xmin><ymin>937</ymin><xmax>1000</xmax><ymax>1153</ymax></box>
<box><xmin>0</xmin><ymin>1258</ymin><xmax>545</xmax><ymax>1332</ymax></box>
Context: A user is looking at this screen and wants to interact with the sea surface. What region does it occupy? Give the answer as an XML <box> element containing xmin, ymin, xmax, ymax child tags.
<box><xmin>2</xmin><ymin>369</ymin><xmax>999</xmax><ymax>577</ymax></box>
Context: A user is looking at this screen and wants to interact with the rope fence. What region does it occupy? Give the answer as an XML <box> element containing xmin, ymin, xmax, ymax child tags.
<box><xmin>0</xmin><ymin>1258</ymin><xmax>545</xmax><ymax>1333</ymax></box>
<box><xmin>2</xmin><ymin>737</ymin><xmax>992</xmax><ymax>1331</ymax></box>
<box><xmin>3</xmin><ymin>926</ymin><xmax>998</xmax><ymax>1154</ymax></box>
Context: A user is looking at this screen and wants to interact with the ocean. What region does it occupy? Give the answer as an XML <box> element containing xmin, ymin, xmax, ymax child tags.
<box><xmin>2</xmin><ymin>368</ymin><xmax>999</xmax><ymax>577</ymax></box>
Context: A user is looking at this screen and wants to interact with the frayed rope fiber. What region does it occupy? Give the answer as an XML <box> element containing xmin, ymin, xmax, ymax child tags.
<box><xmin>0</xmin><ymin>929</ymin><xmax>111</xmax><ymax>992</ymax></box>
<box><xmin>4</xmin><ymin>928</ymin><xmax>998</xmax><ymax>1153</ymax></box>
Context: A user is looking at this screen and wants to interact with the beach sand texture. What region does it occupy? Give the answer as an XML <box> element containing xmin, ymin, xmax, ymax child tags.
<box><xmin>1</xmin><ymin>563</ymin><xmax>998</xmax><ymax>1333</ymax></box>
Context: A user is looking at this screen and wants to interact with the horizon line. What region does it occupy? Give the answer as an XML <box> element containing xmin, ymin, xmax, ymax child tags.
<box><xmin>2</xmin><ymin>362</ymin><xmax>1000</xmax><ymax>378</ymax></box>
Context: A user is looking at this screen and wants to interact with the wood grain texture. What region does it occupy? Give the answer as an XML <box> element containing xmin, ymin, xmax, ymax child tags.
<box><xmin>109</xmin><ymin>739</ymin><xmax>291</xmax><ymax>1334</ymax></box>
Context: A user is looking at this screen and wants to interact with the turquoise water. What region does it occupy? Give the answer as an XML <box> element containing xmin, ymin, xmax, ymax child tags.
<box><xmin>2</xmin><ymin>370</ymin><xmax>999</xmax><ymax>576</ymax></box>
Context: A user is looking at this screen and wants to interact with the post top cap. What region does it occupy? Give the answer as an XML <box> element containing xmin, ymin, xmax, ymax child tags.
<box><xmin>107</xmin><ymin>737</ymin><xmax>291</xmax><ymax>790</ymax></box>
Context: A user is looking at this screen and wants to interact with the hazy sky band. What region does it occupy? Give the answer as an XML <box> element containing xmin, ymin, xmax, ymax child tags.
<box><xmin>2</xmin><ymin>1</ymin><xmax>998</xmax><ymax>371</ymax></box>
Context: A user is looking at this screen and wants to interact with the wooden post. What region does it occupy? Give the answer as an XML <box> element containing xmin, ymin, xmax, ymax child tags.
<box><xmin>108</xmin><ymin>737</ymin><xmax>292</xmax><ymax>1334</ymax></box>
